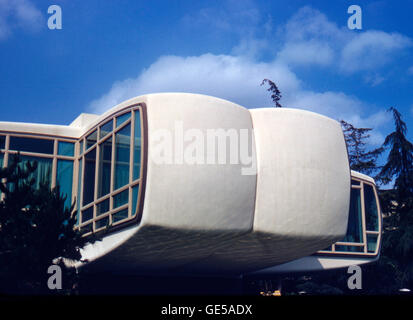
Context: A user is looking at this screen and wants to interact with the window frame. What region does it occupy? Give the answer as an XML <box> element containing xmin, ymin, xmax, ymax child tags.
<box><xmin>75</xmin><ymin>103</ymin><xmax>147</xmax><ymax>235</ymax></box>
<box><xmin>316</xmin><ymin>176</ymin><xmax>382</xmax><ymax>258</ymax></box>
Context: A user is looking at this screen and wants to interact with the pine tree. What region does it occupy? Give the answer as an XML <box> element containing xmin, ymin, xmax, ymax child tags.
<box><xmin>261</xmin><ymin>79</ymin><xmax>283</xmax><ymax>108</ymax></box>
<box><xmin>340</xmin><ymin>120</ymin><xmax>382</xmax><ymax>175</ymax></box>
<box><xmin>0</xmin><ymin>154</ymin><xmax>96</xmax><ymax>294</ymax></box>
<box><xmin>376</xmin><ymin>107</ymin><xmax>413</xmax><ymax>290</ymax></box>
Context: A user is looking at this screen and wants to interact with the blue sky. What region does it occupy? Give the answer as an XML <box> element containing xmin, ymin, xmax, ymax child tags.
<box><xmin>1</xmin><ymin>0</ymin><xmax>413</xmax><ymax>145</ymax></box>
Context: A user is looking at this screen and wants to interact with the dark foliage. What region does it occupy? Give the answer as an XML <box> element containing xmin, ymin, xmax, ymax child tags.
<box><xmin>340</xmin><ymin>120</ymin><xmax>383</xmax><ymax>175</ymax></box>
<box><xmin>0</xmin><ymin>154</ymin><xmax>96</xmax><ymax>294</ymax></box>
<box><xmin>261</xmin><ymin>78</ymin><xmax>283</xmax><ymax>108</ymax></box>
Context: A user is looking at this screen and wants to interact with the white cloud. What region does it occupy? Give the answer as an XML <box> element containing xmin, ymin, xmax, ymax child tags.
<box><xmin>0</xmin><ymin>0</ymin><xmax>43</xmax><ymax>40</ymax></box>
<box><xmin>89</xmin><ymin>54</ymin><xmax>301</xmax><ymax>113</ymax></box>
<box><xmin>340</xmin><ymin>31</ymin><xmax>412</xmax><ymax>73</ymax></box>
<box><xmin>277</xmin><ymin>7</ymin><xmax>412</xmax><ymax>73</ymax></box>
<box><xmin>277</xmin><ymin>40</ymin><xmax>334</xmax><ymax>66</ymax></box>
<box><xmin>89</xmin><ymin>5</ymin><xmax>405</xmax><ymax>148</ymax></box>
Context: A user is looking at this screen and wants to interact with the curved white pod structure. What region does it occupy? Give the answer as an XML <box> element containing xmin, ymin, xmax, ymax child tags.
<box><xmin>0</xmin><ymin>93</ymin><xmax>381</xmax><ymax>276</ymax></box>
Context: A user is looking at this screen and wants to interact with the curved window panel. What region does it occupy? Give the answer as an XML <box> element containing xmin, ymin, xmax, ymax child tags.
<box><xmin>367</xmin><ymin>234</ymin><xmax>378</xmax><ymax>253</ymax></box>
<box><xmin>113</xmin><ymin>189</ymin><xmax>128</xmax><ymax>209</ymax></box>
<box><xmin>10</xmin><ymin>137</ymin><xmax>54</xmax><ymax>154</ymax></box>
<box><xmin>114</xmin><ymin>124</ymin><xmax>131</xmax><ymax>190</ymax></box>
<box><xmin>132</xmin><ymin>184</ymin><xmax>139</xmax><ymax>216</ymax></box>
<box><xmin>364</xmin><ymin>184</ymin><xmax>379</xmax><ymax>231</ymax></box>
<box><xmin>0</xmin><ymin>136</ymin><xmax>5</xmax><ymax>149</ymax></box>
<box><xmin>82</xmin><ymin>207</ymin><xmax>93</xmax><ymax>223</ymax></box>
<box><xmin>112</xmin><ymin>208</ymin><xmax>128</xmax><ymax>223</ymax></box>
<box><xmin>58</xmin><ymin>142</ymin><xmax>75</xmax><ymax>157</ymax></box>
<box><xmin>96</xmin><ymin>198</ymin><xmax>109</xmax><ymax>216</ymax></box>
<box><xmin>83</xmin><ymin>148</ymin><xmax>96</xmax><ymax>206</ymax></box>
<box><xmin>97</xmin><ymin>138</ymin><xmax>112</xmax><ymax>198</ymax></box>
<box><xmin>351</xmin><ymin>179</ymin><xmax>360</xmax><ymax>185</ymax></box>
<box><xmin>100</xmin><ymin>120</ymin><xmax>113</xmax><ymax>139</ymax></box>
<box><xmin>116</xmin><ymin>112</ymin><xmax>131</xmax><ymax>128</ymax></box>
<box><xmin>95</xmin><ymin>216</ymin><xmax>109</xmax><ymax>230</ymax></box>
<box><xmin>57</xmin><ymin>160</ymin><xmax>74</xmax><ymax>209</ymax></box>
<box><xmin>342</xmin><ymin>188</ymin><xmax>363</xmax><ymax>243</ymax></box>
<box><xmin>0</xmin><ymin>153</ymin><xmax>3</xmax><ymax>167</ymax></box>
<box><xmin>86</xmin><ymin>130</ymin><xmax>97</xmax><ymax>150</ymax></box>
<box><xmin>335</xmin><ymin>245</ymin><xmax>364</xmax><ymax>253</ymax></box>
<box><xmin>133</xmin><ymin>111</ymin><xmax>141</xmax><ymax>181</ymax></box>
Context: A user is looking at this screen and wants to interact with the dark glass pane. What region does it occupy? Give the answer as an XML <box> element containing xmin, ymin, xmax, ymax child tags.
<box><xmin>112</xmin><ymin>208</ymin><xmax>128</xmax><ymax>223</ymax></box>
<box><xmin>83</xmin><ymin>148</ymin><xmax>96</xmax><ymax>205</ymax></box>
<box><xmin>10</xmin><ymin>136</ymin><xmax>54</xmax><ymax>154</ymax></box>
<box><xmin>321</xmin><ymin>246</ymin><xmax>332</xmax><ymax>251</ymax></box>
<box><xmin>58</xmin><ymin>141</ymin><xmax>75</xmax><ymax>157</ymax></box>
<box><xmin>342</xmin><ymin>188</ymin><xmax>363</xmax><ymax>243</ymax></box>
<box><xmin>100</xmin><ymin>120</ymin><xmax>113</xmax><ymax>139</ymax></box>
<box><xmin>133</xmin><ymin>111</ymin><xmax>141</xmax><ymax>181</ymax></box>
<box><xmin>132</xmin><ymin>184</ymin><xmax>139</xmax><ymax>216</ymax></box>
<box><xmin>116</xmin><ymin>112</ymin><xmax>131</xmax><ymax>128</ymax></box>
<box><xmin>79</xmin><ymin>141</ymin><xmax>84</xmax><ymax>155</ymax></box>
<box><xmin>81</xmin><ymin>223</ymin><xmax>93</xmax><ymax>233</ymax></box>
<box><xmin>19</xmin><ymin>156</ymin><xmax>53</xmax><ymax>189</ymax></box>
<box><xmin>367</xmin><ymin>234</ymin><xmax>378</xmax><ymax>253</ymax></box>
<box><xmin>57</xmin><ymin>160</ymin><xmax>74</xmax><ymax>209</ymax></box>
<box><xmin>0</xmin><ymin>153</ymin><xmax>3</xmax><ymax>168</ymax></box>
<box><xmin>114</xmin><ymin>124</ymin><xmax>130</xmax><ymax>190</ymax></box>
<box><xmin>95</xmin><ymin>216</ymin><xmax>110</xmax><ymax>230</ymax></box>
<box><xmin>335</xmin><ymin>245</ymin><xmax>364</xmax><ymax>253</ymax></box>
<box><xmin>98</xmin><ymin>138</ymin><xmax>112</xmax><ymax>198</ymax></box>
<box><xmin>0</xmin><ymin>136</ymin><xmax>5</xmax><ymax>149</ymax></box>
<box><xmin>364</xmin><ymin>184</ymin><xmax>379</xmax><ymax>231</ymax></box>
<box><xmin>76</xmin><ymin>159</ymin><xmax>82</xmax><ymax>225</ymax></box>
<box><xmin>351</xmin><ymin>179</ymin><xmax>360</xmax><ymax>185</ymax></box>
<box><xmin>86</xmin><ymin>130</ymin><xmax>97</xmax><ymax>150</ymax></box>
<box><xmin>113</xmin><ymin>189</ymin><xmax>128</xmax><ymax>209</ymax></box>
<box><xmin>82</xmin><ymin>207</ymin><xmax>93</xmax><ymax>223</ymax></box>
<box><xmin>97</xmin><ymin>198</ymin><xmax>110</xmax><ymax>216</ymax></box>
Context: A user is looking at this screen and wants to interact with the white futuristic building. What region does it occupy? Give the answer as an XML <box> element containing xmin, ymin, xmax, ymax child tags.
<box><xmin>0</xmin><ymin>93</ymin><xmax>382</xmax><ymax>277</ymax></box>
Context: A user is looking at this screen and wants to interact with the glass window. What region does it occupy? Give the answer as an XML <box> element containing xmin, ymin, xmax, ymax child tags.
<box><xmin>82</xmin><ymin>207</ymin><xmax>93</xmax><ymax>223</ymax></box>
<box><xmin>96</xmin><ymin>198</ymin><xmax>109</xmax><ymax>216</ymax></box>
<box><xmin>95</xmin><ymin>216</ymin><xmax>109</xmax><ymax>229</ymax></box>
<box><xmin>116</xmin><ymin>112</ymin><xmax>131</xmax><ymax>128</ymax></box>
<box><xmin>10</xmin><ymin>136</ymin><xmax>54</xmax><ymax>154</ymax></box>
<box><xmin>86</xmin><ymin>130</ymin><xmax>98</xmax><ymax>150</ymax></box>
<box><xmin>76</xmin><ymin>159</ymin><xmax>82</xmax><ymax>225</ymax></box>
<box><xmin>113</xmin><ymin>189</ymin><xmax>128</xmax><ymax>209</ymax></box>
<box><xmin>0</xmin><ymin>153</ymin><xmax>3</xmax><ymax>168</ymax></box>
<box><xmin>0</xmin><ymin>135</ymin><xmax>5</xmax><ymax>149</ymax></box>
<box><xmin>19</xmin><ymin>156</ymin><xmax>53</xmax><ymax>189</ymax></box>
<box><xmin>364</xmin><ymin>184</ymin><xmax>379</xmax><ymax>231</ymax></box>
<box><xmin>114</xmin><ymin>124</ymin><xmax>131</xmax><ymax>190</ymax></box>
<box><xmin>100</xmin><ymin>120</ymin><xmax>113</xmax><ymax>139</ymax></box>
<box><xmin>133</xmin><ymin>111</ymin><xmax>141</xmax><ymax>181</ymax></box>
<box><xmin>367</xmin><ymin>234</ymin><xmax>378</xmax><ymax>253</ymax></box>
<box><xmin>351</xmin><ymin>179</ymin><xmax>360</xmax><ymax>185</ymax></box>
<box><xmin>57</xmin><ymin>160</ymin><xmax>74</xmax><ymax>209</ymax></box>
<box><xmin>79</xmin><ymin>140</ymin><xmax>84</xmax><ymax>155</ymax></box>
<box><xmin>335</xmin><ymin>245</ymin><xmax>364</xmax><ymax>253</ymax></box>
<box><xmin>342</xmin><ymin>188</ymin><xmax>363</xmax><ymax>243</ymax></box>
<box><xmin>83</xmin><ymin>148</ymin><xmax>96</xmax><ymax>206</ymax></box>
<box><xmin>97</xmin><ymin>138</ymin><xmax>112</xmax><ymax>198</ymax></box>
<box><xmin>132</xmin><ymin>184</ymin><xmax>139</xmax><ymax>216</ymax></box>
<box><xmin>58</xmin><ymin>141</ymin><xmax>75</xmax><ymax>157</ymax></box>
<box><xmin>112</xmin><ymin>208</ymin><xmax>128</xmax><ymax>223</ymax></box>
